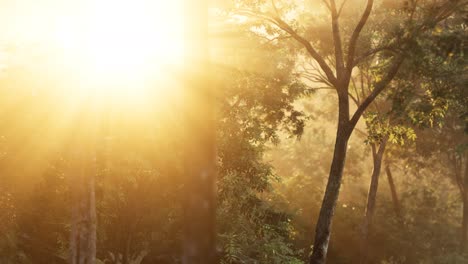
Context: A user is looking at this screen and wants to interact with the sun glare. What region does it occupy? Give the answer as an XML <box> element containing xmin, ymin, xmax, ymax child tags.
<box><xmin>54</xmin><ymin>0</ymin><xmax>183</xmax><ymax>104</ymax></box>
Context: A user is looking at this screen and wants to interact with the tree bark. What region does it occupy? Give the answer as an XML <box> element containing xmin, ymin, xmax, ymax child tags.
<box><xmin>308</xmin><ymin>59</ymin><xmax>402</xmax><ymax>264</ymax></box>
<box><xmin>68</xmin><ymin>110</ymin><xmax>99</xmax><ymax>264</ymax></box>
<box><xmin>182</xmin><ymin>0</ymin><xmax>217</xmax><ymax>263</ymax></box>
<box><xmin>310</xmin><ymin>96</ymin><xmax>350</xmax><ymax>264</ymax></box>
<box><xmin>309</xmin><ymin>126</ymin><xmax>349</xmax><ymax>264</ymax></box>
<box><xmin>69</xmin><ymin>150</ymin><xmax>96</xmax><ymax>264</ymax></box>
<box><xmin>360</xmin><ymin>139</ymin><xmax>387</xmax><ymax>264</ymax></box>
<box><xmin>385</xmin><ymin>164</ymin><xmax>402</xmax><ymax>219</ymax></box>
<box><xmin>460</xmin><ymin>151</ymin><xmax>468</xmax><ymax>253</ymax></box>
<box><xmin>462</xmin><ymin>191</ymin><xmax>468</xmax><ymax>252</ymax></box>
<box><xmin>451</xmin><ymin>150</ymin><xmax>468</xmax><ymax>253</ymax></box>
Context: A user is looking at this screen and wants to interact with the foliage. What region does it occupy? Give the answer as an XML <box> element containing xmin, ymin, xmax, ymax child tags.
<box><xmin>364</xmin><ymin>112</ymin><xmax>416</xmax><ymax>145</ymax></box>
<box><xmin>0</xmin><ymin>0</ymin><xmax>466</xmax><ymax>263</ymax></box>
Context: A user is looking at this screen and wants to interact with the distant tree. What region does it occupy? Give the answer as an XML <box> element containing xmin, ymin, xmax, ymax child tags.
<box><xmin>388</xmin><ymin>6</ymin><xmax>467</xmax><ymax>252</ymax></box>
<box><xmin>68</xmin><ymin>118</ymin><xmax>99</xmax><ymax>264</ymax></box>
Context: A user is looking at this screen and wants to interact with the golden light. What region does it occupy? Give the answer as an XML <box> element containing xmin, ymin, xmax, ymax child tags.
<box><xmin>0</xmin><ymin>0</ymin><xmax>189</xmax><ymax>184</ymax></box>
<box><xmin>53</xmin><ymin>0</ymin><xmax>184</xmax><ymax>106</ymax></box>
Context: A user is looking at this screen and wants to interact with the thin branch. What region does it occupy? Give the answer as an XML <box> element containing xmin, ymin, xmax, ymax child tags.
<box><xmin>348</xmin><ymin>92</ymin><xmax>359</xmax><ymax>107</ymax></box>
<box><xmin>300</xmin><ymin>73</ymin><xmax>332</xmax><ymax>86</ymax></box>
<box><xmin>366</xmin><ymin>68</ymin><xmax>372</xmax><ymax>95</ymax></box>
<box><xmin>348</xmin><ymin>87</ymin><xmax>359</xmax><ymax>106</ymax></box>
<box><xmin>321</xmin><ymin>0</ymin><xmax>332</xmax><ymax>11</ymax></box>
<box><xmin>269</xmin><ymin>16</ymin><xmax>338</xmax><ymax>86</ymax></box>
<box><xmin>351</xmin><ymin>75</ymin><xmax>361</xmax><ymax>104</ymax></box>
<box><xmin>301</xmin><ymin>61</ymin><xmax>336</xmax><ymax>88</ymax></box>
<box><xmin>346</xmin><ymin>0</ymin><xmax>374</xmax><ymax>71</ymax></box>
<box><xmin>330</xmin><ymin>0</ymin><xmax>345</xmax><ymax>79</ymax></box>
<box><xmin>337</xmin><ymin>0</ymin><xmax>348</xmax><ymax>16</ymax></box>
<box><xmin>353</xmin><ymin>45</ymin><xmax>398</xmax><ymax>67</ymax></box>
<box><xmin>258</xmin><ymin>35</ymin><xmax>292</xmax><ymax>47</ymax></box>
<box><xmin>271</xmin><ymin>0</ymin><xmax>280</xmax><ymax>16</ymax></box>
<box><xmin>312</xmin><ymin>64</ymin><xmax>336</xmax><ymax>88</ymax></box>
<box><xmin>432</xmin><ymin>0</ymin><xmax>464</xmax><ymax>23</ymax></box>
<box><xmin>237</xmin><ymin>8</ymin><xmax>338</xmax><ymax>86</ymax></box>
<box><xmin>301</xmin><ymin>67</ymin><xmax>329</xmax><ymax>81</ymax></box>
<box><xmin>360</xmin><ymin>68</ymin><xmax>366</xmax><ymax>103</ymax></box>
<box><xmin>306</xmin><ymin>87</ymin><xmax>335</xmax><ymax>92</ymax></box>
<box><xmin>348</xmin><ymin>56</ymin><xmax>404</xmax><ymax>132</ymax></box>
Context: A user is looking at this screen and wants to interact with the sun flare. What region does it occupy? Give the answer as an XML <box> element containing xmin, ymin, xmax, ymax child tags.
<box><xmin>53</xmin><ymin>0</ymin><xmax>183</xmax><ymax>103</ymax></box>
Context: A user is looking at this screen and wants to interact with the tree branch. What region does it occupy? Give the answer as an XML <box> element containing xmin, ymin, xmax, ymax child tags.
<box><xmin>257</xmin><ymin>35</ymin><xmax>292</xmax><ymax>47</ymax></box>
<box><xmin>306</xmin><ymin>87</ymin><xmax>336</xmax><ymax>93</ymax></box>
<box><xmin>299</xmin><ymin>63</ymin><xmax>335</xmax><ymax>87</ymax></box>
<box><xmin>353</xmin><ymin>45</ymin><xmax>398</xmax><ymax>67</ymax></box>
<box><xmin>346</xmin><ymin>0</ymin><xmax>374</xmax><ymax>71</ymax></box>
<box><xmin>301</xmin><ymin>74</ymin><xmax>334</xmax><ymax>87</ymax></box>
<box><xmin>321</xmin><ymin>0</ymin><xmax>332</xmax><ymax>11</ymax></box>
<box><xmin>330</xmin><ymin>0</ymin><xmax>345</xmax><ymax>80</ymax></box>
<box><xmin>348</xmin><ymin>92</ymin><xmax>359</xmax><ymax>107</ymax></box>
<box><xmin>337</xmin><ymin>0</ymin><xmax>348</xmax><ymax>17</ymax></box>
<box><xmin>237</xmin><ymin>8</ymin><xmax>338</xmax><ymax>86</ymax></box>
<box><xmin>351</xmin><ymin>75</ymin><xmax>361</xmax><ymax>104</ymax></box>
<box><xmin>270</xmin><ymin>16</ymin><xmax>338</xmax><ymax>86</ymax></box>
<box><xmin>271</xmin><ymin>0</ymin><xmax>280</xmax><ymax>16</ymax></box>
<box><xmin>348</xmin><ymin>56</ymin><xmax>404</xmax><ymax>132</ymax></box>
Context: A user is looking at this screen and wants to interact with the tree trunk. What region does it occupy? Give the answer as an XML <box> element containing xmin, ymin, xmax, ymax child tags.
<box><xmin>385</xmin><ymin>164</ymin><xmax>402</xmax><ymax>219</ymax></box>
<box><xmin>70</xmin><ymin>151</ymin><xmax>97</xmax><ymax>264</ymax></box>
<box><xmin>88</xmin><ymin>173</ymin><xmax>97</xmax><ymax>264</ymax></box>
<box><xmin>360</xmin><ymin>139</ymin><xmax>387</xmax><ymax>264</ymax></box>
<box><xmin>462</xmin><ymin>191</ymin><xmax>468</xmax><ymax>252</ymax></box>
<box><xmin>182</xmin><ymin>0</ymin><xmax>217</xmax><ymax>263</ymax></box>
<box><xmin>310</xmin><ymin>102</ymin><xmax>350</xmax><ymax>264</ymax></box>
<box><xmin>460</xmin><ymin>151</ymin><xmax>468</xmax><ymax>253</ymax></box>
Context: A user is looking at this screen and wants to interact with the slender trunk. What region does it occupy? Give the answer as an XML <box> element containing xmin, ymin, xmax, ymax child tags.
<box><xmin>70</xmin><ymin>186</ymin><xmax>79</xmax><ymax>264</ymax></box>
<box><xmin>70</xmin><ymin>150</ymin><xmax>96</xmax><ymax>264</ymax></box>
<box><xmin>461</xmin><ymin>152</ymin><xmax>468</xmax><ymax>253</ymax></box>
<box><xmin>310</xmin><ymin>97</ymin><xmax>350</xmax><ymax>264</ymax></box>
<box><xmin>70</xmin><ymin>183</ymin><xmax>96</xmax><ymax>264</ymax></box>
<box><xmin>182</xmin><ymin>0</ymin><xmax>217</xmax><ymax>263</ymax></box>
<box><xmin>452</xmin><ymin>150</ymin><xmax>468</xmax><ymax>253</ymax></box>
<box><xmin>309</xmin><ymin>126</ymin><xmax>348</xmax><ymax>264</ymax></box>
<box><xmin>88</xmin><ymin>172</ymin><xmax>97</xmax><ymax>263</ymax></box>
<box><xmin>360</xmin><ymin>140</ymin><xmax>387</xmax><ymax>264</ymax></box>
<box><xmin>385</xmin><ymin>165</ymin><xmax>402</xmax><ymax>219</ymax></box>
<box><xmin>462</xmin><ymin>191</ymin><xmax>468</xmax><ymax>252</ymax></box>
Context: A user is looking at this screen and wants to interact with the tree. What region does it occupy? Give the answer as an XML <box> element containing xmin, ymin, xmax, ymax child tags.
<box><xmin>68</xmin><ymin>114</ymin><xmax>99</xmax><ymax>264</ymax></box>
<box><xmin>231</xmin><ymin>0</ymin><xmax>463</xmax><ymax>262</ymax></box>
<box><xmin>358</xmin><ymin>112</ymin><xmax>416</xmax><ymax>264</ymax></box>
<box><xmin>388</xmin><ymin>6</ymin><xmax>467</xmax><ymax>251</ymax></box>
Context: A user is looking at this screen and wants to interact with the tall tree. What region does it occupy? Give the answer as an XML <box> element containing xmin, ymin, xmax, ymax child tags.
<box><xmin>69</xmin><ymin>155</ymin><xmax>96</xmax><ymax>264</ymax></box>
<box><xmin>346</xmin><ymin>57</ymin><xmax>415</xmax><ymax>263</ymax></box>
<box><xmin>233</xmin><ymin>0</ymin><xmax>462</xmax><ymax>262</ymax></box>
<box><xmin>68</xmin><ymin>111</ymin><xmax>99</xmax><ymax>264</ymax></box>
